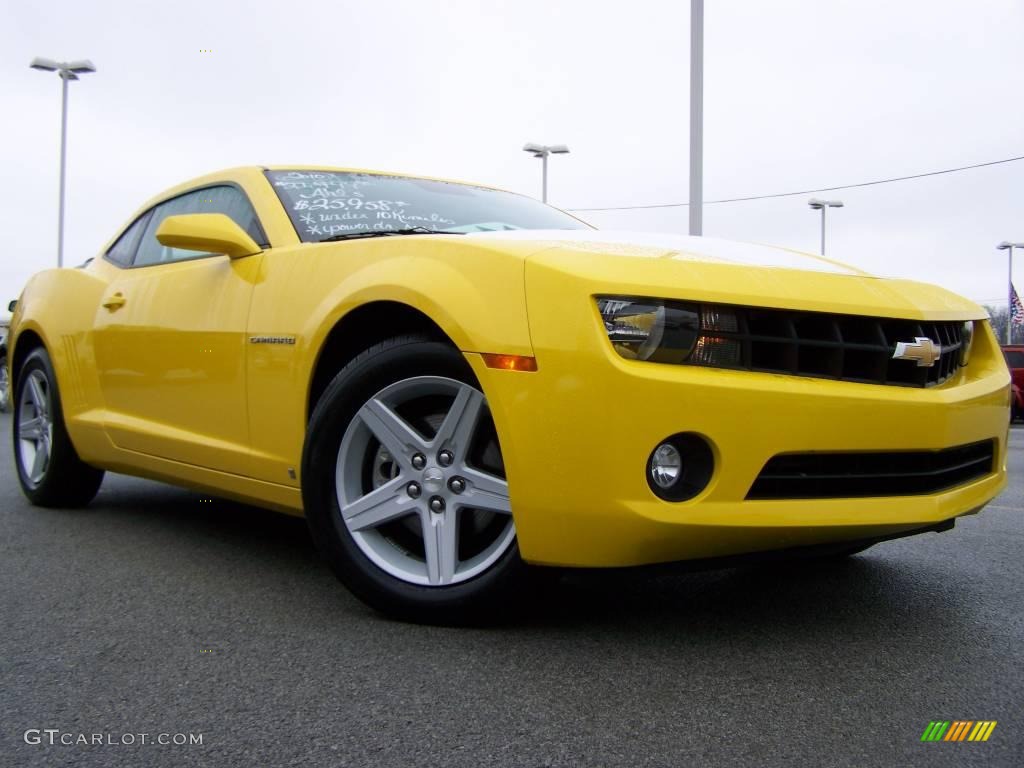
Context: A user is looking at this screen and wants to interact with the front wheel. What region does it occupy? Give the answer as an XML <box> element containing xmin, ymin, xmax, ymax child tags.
<box><xmin>303</xmin><ymin>335</ymin><xmax>533</xmax><ymax>623</ymax></box>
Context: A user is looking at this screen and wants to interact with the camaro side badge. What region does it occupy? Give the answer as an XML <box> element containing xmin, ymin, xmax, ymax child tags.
<box><xmin>249</xmin><ymin>336</ymin><xmax>296</xmax><ymax>345</ymax></box>
<box><xmin>892</xmin><ymin>337</ymin><xmax>941</xmax><ymax>367</ymax></box>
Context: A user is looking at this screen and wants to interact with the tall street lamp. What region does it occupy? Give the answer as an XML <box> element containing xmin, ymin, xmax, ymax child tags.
<box><xmin>808</xmin><ymin>198</ymin><xmax>844</xmax><ymax>256</ymax></box>
<box><xmin>30</xmin><ymin>56</ymin><xmax>96</xmax><ymax>268</ymax></box>
<box><xmin>689</xmin><ymin>0</ymin><xmax>703</xmax><ymax>236</ymax></box>
<box><xmin>997</xmin><ymin>241</ymin><xmax>1023</xmax><ymax>344</ymax></box>
<box><xmin>523</xmin><ymin>143</ymin><xmax>569</xmax><ymax>203</ymax></box>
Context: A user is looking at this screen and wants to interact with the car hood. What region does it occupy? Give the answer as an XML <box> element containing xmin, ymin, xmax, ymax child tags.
<box><xmin>463</xmin><ymin>229</ymin><xmax>869</xmax><ymax>276</ymax></box>
<box><xmin>462</xmin><ymin>230</ymin><xmax>985</xmax><ymax>321</ymax></box>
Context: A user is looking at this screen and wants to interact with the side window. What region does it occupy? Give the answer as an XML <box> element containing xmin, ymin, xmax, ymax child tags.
<box><xmin>210</xmin><ymin>186</ymin><xmax>266</xmax><ymax>245</ymax></box>
<box><xmin>105</xmin><ymin>211</ymin><xmax>152</xmax><ymax>267</ymax></box>
<box><xmin>133</xmin><ymin>186</ymin><xmax>266</xmax><ymax>267</ymax></box>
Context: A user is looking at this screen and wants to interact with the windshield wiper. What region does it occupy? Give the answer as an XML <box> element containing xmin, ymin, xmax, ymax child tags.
<box><xmin>319</xmin><ymin>227</ymin><xmax>462</xmax><ymax>243</ymax></box>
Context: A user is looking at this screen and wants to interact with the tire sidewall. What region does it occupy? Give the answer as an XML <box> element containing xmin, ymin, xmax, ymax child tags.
<box><xmin>302</xmin><ymin>339</ymin><xmax>527</xmax><ymax>621</ymax></box>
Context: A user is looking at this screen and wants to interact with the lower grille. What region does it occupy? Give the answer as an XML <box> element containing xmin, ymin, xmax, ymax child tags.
<box><xmin>746</xmin><ymin>440</ymin><xmax>995</xmax><ymax>499</ymax></box>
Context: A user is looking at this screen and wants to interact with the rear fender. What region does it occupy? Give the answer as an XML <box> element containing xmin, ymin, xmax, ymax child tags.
<box><xmin>10</xmin><ymin>267</ymin><xmax>110</xmax><ymax>424</ymax></box>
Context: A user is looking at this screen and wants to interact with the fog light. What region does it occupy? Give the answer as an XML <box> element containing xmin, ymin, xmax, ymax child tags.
<box><xmin>650</xmin><ymin>443</ymin><xmax>683</xmax><ymax>489</ymax></box>
<box><xmin>646</xmin><ymin>433</ymin><xmax>715</xmax><ymax>501</ymax></box>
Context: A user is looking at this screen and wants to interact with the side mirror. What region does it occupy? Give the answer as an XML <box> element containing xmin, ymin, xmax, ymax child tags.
<box><xmin>155</xmin><ymin>214</ymin><xmax>262</xmax><ymax>259</ymax></box>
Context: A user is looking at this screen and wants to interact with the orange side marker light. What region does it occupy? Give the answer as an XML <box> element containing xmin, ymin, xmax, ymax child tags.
<box><xmin>481</xmin><ymin>353</ymin><xmax>538</xmax><ymax>372</ymax></box>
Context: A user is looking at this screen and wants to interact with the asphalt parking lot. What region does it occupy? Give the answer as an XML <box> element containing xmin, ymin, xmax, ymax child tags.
<box><xmin>1</xmin><ymin>416</ymin><xmax>1021</xmax><ymax>768</ymax></box>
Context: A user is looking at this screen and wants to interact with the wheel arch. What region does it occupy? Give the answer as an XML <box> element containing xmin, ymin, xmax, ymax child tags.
<box><xmin>8</xmin><ymin>266</ymin><xmax>108</xmax><ymax>402</ymax></box>
<box><xmin>306</xmin><ymin>301</ymin><xmax>455</xmax><ymax>421</ymax></box>
<box><xmin>10</xmin><ymin>327</ymin><xmax>47</xmax><ymax>388</ymax></box>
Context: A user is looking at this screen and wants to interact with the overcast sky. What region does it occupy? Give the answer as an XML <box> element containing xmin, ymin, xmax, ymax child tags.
<box><xmin>1</xmin><ymin>0</ymin><xmax>1022</xmax><ymax>309</ymax></box>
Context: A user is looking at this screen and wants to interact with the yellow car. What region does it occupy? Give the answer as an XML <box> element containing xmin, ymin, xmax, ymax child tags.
<box><xmin>9</xmin><ymin>166</ymin><xmax>1011</xmax><ymax>621</ymax></box>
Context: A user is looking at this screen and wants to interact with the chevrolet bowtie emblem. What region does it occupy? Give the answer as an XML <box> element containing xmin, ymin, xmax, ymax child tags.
<box><xmin>892</xmin><ymin>337</ymin><xmax>941</xmax><ymax>367</ymax></box>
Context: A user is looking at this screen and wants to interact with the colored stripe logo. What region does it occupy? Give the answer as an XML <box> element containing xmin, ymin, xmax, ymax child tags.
<box><xmin>921</xmin><ymin>721</ymin><xmax>997</xmax><ymax>742</ymax></box>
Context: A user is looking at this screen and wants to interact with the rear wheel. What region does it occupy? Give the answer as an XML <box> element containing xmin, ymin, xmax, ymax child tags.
<box><xmin>303</xmin><ymin>335</ymin><xmax>533</xmax><ymax>623</ymax></box>
<box><xmin>13</xmin><ymin>347</ymin><xmax>104</xmax><ymax>507</ymax></box>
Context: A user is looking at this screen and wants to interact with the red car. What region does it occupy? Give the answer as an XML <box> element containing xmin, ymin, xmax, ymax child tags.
<box><xmin>1003</xmin><ymin>346</ymin><xmax>1024</xmax><ymax>421</ymax></box>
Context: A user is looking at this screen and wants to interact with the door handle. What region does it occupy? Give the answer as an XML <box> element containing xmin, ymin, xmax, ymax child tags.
<box><xmin>102</xmin><ymin>292</ymin><xmax>126</xmax><ymax>310</ymax></box>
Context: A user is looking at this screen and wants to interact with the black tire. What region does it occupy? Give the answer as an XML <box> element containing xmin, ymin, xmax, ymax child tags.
<box><xmin>302</xmin><ymin>334</ymin><xmax>537</xmax><ymax>624</ymax></box>
<box><xmin>13</xmin><ymin>347</ymin><xmax>104</xmax><ymax>507</ymax></box>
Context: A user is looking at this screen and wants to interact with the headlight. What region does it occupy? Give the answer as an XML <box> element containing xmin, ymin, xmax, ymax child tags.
<box><xmin>960</xmin><ymin>320</ymin><xmax>974</xmax><ymax>366</ymax></box>
<box><xmin>596</xmin><ymin>297</ymin><xmax>697</xmax><ymax>363</ymax></box>
<box><xmin>596</xmin><ymin>296</ymin><xmax>743</xmax><ymax>366</ymax></box>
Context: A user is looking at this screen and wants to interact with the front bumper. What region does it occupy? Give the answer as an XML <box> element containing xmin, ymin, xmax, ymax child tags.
<box><xmin>467</xmin><ymin>275</ymin><xmax>1010</xmax><ymax>568</ymax></box>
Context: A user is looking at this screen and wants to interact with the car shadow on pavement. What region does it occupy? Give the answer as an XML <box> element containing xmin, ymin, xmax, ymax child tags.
<box><xmin>90</xmin><ymin>479</ymin><xmax>318</xmax><ymax>560</ymax></box>
<box><xmin>73</xmin><ymin>477</ymin><xmax>983</xmax><ymax>644</ymax></box>
<box><xmin>527</xmin><ymin>555</ymin><xmax>949</xmax><ymax>630</ymax></box>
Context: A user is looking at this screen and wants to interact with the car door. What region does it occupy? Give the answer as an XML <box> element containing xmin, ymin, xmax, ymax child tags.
<box><xmin>91</xmin><ymin>185</ymin><xmax>267</xmax><ymax>476</ymax></box>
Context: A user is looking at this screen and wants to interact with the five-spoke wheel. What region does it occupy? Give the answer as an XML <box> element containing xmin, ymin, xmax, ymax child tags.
<box><xmin>303</xmin><ymin>335</ymin><xmax>535</xmax><ymax>623</ymax></box>
<box><xmin>17</xmin><ymin>369</ymin><xmax>54</xmax><ymax>486</ymax></box>
<box><xmin>337</xmin><ymin>376</ymin><xmax>515</xmax><ymax>587</ymax></box>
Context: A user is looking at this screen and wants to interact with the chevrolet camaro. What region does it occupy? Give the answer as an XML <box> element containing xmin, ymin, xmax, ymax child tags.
<box><xmin>8</xmin><ymin>166</ymin><xmax>1011</xmax><ymax>621</ymax></box>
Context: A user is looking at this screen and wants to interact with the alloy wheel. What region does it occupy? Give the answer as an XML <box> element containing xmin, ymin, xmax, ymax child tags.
<box><xmin>18</xmin><ymin>369</ymin><xmax>54</xmax><ymax>487</ymax></box>
<box><xmin>335</xmin><ymin>376</ymin><xmax>515</xmax><ymax>586</ymax></box>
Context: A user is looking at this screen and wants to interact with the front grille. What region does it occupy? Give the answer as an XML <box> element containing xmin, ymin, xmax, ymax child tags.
<box><xmin>707</xmin><ymin>307</ymin><xmax>965</xmax><ymax>387</ymax></box>
<box><xmin>746</xmin><ymin>440</ymin><xmax>995</xmax><ymax>500</ymax></box>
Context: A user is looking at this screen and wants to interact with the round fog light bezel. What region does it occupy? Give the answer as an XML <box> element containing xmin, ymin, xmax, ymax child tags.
<box><xmin>646</xmin><ymin>433</ymin><xmax>714</xmax><ymax>502</ymax></box>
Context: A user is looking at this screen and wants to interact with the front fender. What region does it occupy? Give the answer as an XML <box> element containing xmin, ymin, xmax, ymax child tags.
<box><xmin>302</xmin><ymin>244</ymin><xmax>534</xmax><ymax>360</ymax></box>
<box><xmin>245</xmin><ymin>237</ymin><xmax>538</xmax><ymax>485</ymax></box>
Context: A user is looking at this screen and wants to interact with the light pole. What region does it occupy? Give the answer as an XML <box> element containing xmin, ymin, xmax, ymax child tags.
<box><xmin>30</xmin><ymin>56</ymin><xmax>96</xmax><ymax>268</ymax></box>
<box><xmin>523</xmin><ymin>143</ymin><xmax>569</xmax><ymax>203</ymax></box>
<box><xmin>689</xmin><ymin>0</ymin><xmax>703</xmax><ymax>236</ymax></box>
<box><xmin>808</xmin><ymin>198</ymin><xmax>844</xmax><ymax>256</ymax></box>
<box><xmin>997</xmin><ymin>241</ymin><xmax>1023</xmax><ymax>344</ymax></box>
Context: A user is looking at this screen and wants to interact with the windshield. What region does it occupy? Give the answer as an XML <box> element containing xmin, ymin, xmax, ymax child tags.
<box><xmin>266</xmin><ymin>170</ymin><xmax>591</xmax><ymax>242</ymax></box>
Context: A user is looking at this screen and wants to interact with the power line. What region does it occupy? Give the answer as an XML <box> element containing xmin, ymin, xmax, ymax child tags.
<box><xmin>567</xmin><ymin>154</ymin><xmax>1024</xmax><ymax>212</ymax></box>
